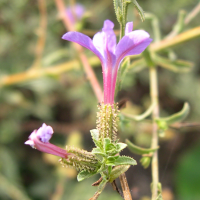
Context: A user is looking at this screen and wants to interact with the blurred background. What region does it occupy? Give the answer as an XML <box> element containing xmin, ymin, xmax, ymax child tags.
<box><xmin>0</xmin><ymin>0</ymin><xmax>200</xmax><ymax>199</ymax></box>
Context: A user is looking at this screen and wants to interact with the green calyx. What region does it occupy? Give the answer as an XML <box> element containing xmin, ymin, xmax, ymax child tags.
<box><xmin>59</xmin><ymin>146</ymin><xmax>100</xmax><ymax>173</ymax></box>
<box><xmin>60</xmin><ymin>103</ymin><xmax>137</xmax><ymax>189</ymax></box>
<box><xmin>96</xmin><ymin>103</ymin><xmax>119</xmax><ymax>143</ymax></box>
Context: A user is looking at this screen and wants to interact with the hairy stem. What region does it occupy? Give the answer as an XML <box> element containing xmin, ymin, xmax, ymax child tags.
<box><xmin>149</xmin><ymin>67</ymin><xmax>159</xmax><ymax>200</ymax></box>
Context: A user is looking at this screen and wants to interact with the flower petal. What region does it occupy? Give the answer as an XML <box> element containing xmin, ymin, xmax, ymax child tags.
<box><xmin>93</xmin><ymin>20</ymin><xmax>116</xmax><ymax>68</ymax></box>
<box><xmin>125</xmin><ymin>22</ymin><xmax>133</xmax><ymax>35</ymax></box>
<box><xmin>25</xmin><ymin>127</ymin><xmax>69</xmax><ymax>158</ymax></box>
<box><xmin>116</xmin><ymin>30</ymin><xmax>152</xmax><ymax>64</ymax></box>
<box><xmin>37</xmin><ymin>123</ymin><xmax>53</xmax><ymax>143</ymax></box>
<box><xmin>66</xmin><ymin>4</ymin><xmax>85</xmax><ymax>24</ymax></box>
<box><xmin>62</xmin><ymin>32</ymin><xmax>103</xmax><ymax>61</ymax></box>
<box><xmin>93</xmin><ymin>20</ymin><xmax>116</xmax><ymax>55</ymax></box>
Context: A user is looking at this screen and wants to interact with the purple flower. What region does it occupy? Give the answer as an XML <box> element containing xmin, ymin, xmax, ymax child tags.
<box><xmin>62</xmin><ymin>20</ymin><xmax>152</xmax><ymax>104</ymax></box>
<box><xmin>25</xmin><ymin>123</ymin><xmax>69</xmax><ymax>158</ymax></box>
<box><xmin>66</xmin><ymin>4</ymin><xmax>85</xmax><ymax>25</ymax></box>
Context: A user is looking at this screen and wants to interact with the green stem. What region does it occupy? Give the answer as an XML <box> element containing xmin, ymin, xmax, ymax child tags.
<box><xmin>149</xmin><ymin>67</ymin><xmax>159</xmax><ymax>200</ymax></box>
<box><xmin>120</xmin><ymin>23</ymin><xmax>125</xmax><ymax>39</ymax></box>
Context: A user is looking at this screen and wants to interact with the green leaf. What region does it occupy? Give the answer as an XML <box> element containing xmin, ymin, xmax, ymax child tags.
<box><xmin>105</xmin><ymin>144</ymin><xmax>117</xmax><ymax>154</ymax></box>
<box><xmin>104</xmin><ymin>138</ymin><xmax>111</xmax><ymax>146</ymax></box>
<box><xmin>116</xmin><ymin>142</ymin><xmax>127</xmax><ymax>152</ymax></box>
<box><xmin>113</xmin><ymin>0</ymin><xmax>123</xmax><ymax>23</ymax></box>
<box><xmin>108</xmin><ymin>166</ymin><xmax>112</xmax><ymax>175</ymax></box>
<box><xmin>109</xmin><ymin>165</ymin><xmax>130</xmax><ymax>182</ymax></box>
<box><xmin>106</xmin><ymin>156</ymin><xmax>120</xmax><ymax>166</ymax></box>
<box><xmin>122</xmin><ymin>102</ymin><xmax>156</xmax><ymax>121</ymax></box>
<box><xmin>154</xmin><ymin>55</ymin><xmax>193</xmax><ymax>73</ymax></box>
<box><xmin>90</xmin><ymin>129</ymin><xmax>99</xmax><ymax>141</ymax></box>
<box><xmin>92</xmin><ymin>148</ymin><xmax>105</xmax><ymax>156</ymax></box>
<box><xmin>104</xmin><ymin>138</ymin><xmax>116</xmax><ymax>154</ymax></box>
<box><xmin>90</xmin><ymin>129</ymin><xmax>101</xmax><ymax>148</ymax></box>
<box><xmin>77</xmin><ymin>170</ymin><xmax>97</xmax><ymax>182</ymax></box>
<box><xmin>166</xmin><ymin>10</ymin><xmax>186</xmax><ymax>39</ymax></box>
<box><xmin>156</xmin><ymin>102</ymin><xmax>190</xmax><ymax>125</ymax></box>
<box><xmin>126</xmin><ymin>139</ymin><xmax>159</xmax><ymax>155</ymax></box>
<box><xmin>106</xmin><ymin>156</ymin><xmax>137</xmax><ymax>166</ymax></box>
<box><xmin>132</xmin><ymin>0</ymin><xmax>145</xmax><ymax>21</ymax></box>
<box><xmin>145</xmin><ymin>13</ymin><xmax>161</xmax><ymax>42</ymax></box>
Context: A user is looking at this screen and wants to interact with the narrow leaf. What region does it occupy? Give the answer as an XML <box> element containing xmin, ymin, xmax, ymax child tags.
<box><xmin>156</xmin><ymin>102</ymin><xmax>190</xmax><ymax>125</ymax></box>
<box><xmin>154</xmin><ymin>55</ymin><xmax>193</xmax><ymax>72</ymax></box>
<box><xmin>126</xmin><ymin>139</ymin><xmax>159</xmax><ymax>155</ymax></box>
<box><xmin>122</xmin><ymin>102</ymin><xmax>156</xmax><ymax>121</ymax></box>
<box><xmin>132</xmin><ymin>0</ymin><xmax>145</xmax><ymax>21</ymax></box>
<box><xmin>145</xmin><ymin>13</ymin><xmax>161</xmax><ymax>42</ymax></box>
<box><xmin>166</xmin><ymin>10</ymin><xmax>186</xmax><ymax>39</ymax></box>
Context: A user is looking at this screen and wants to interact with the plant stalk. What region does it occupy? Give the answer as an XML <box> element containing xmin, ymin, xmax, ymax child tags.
<box><xmin>54</xmin><ymin>0</ymin><xmax>103</xmax><ymax>102</ymax></box>
<box><xmin>149</xmin><ymin>66</ymin><xmax>159</xmax><ymax>200</ymax></box>
<box><xmin>119</xmin><ymin>173</ymin><xmax>132</xmax><ymax>200</ymax></box>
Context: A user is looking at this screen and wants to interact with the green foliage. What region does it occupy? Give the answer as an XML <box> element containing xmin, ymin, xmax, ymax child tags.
<box><xmin>77</xmin><ymin>170</ymin><xmax>98</xmax><ymax>182</ymax></box>
<box><xmin>132</xmin><ymin>0</ymin><xmax>145</xmax><ymax>21</ymax></box>
<box><xmin>109</xmin><ymin>165</ymin><xmax>130</xmax><ymax>182</ymax></box>
<box><xmin>126</xmin><ymin>139</ymin><xmax>159</xmax><ymax>155</ymax></box>
<box><xmin>0</xmin><ymin>0</ymin><xmax>200</xmax><ymax>199</ymax></box>
<box><xmin>175</xmin><ymin>142</ymin><xmax>200</xmax><ymax>199</ymax></box>
<box><xmin>156</xmin><ymin>102</ymin><xmax>190</xmax><ymax>133</ymax></box>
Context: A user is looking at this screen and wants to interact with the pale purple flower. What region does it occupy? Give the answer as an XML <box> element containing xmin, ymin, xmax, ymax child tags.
<box><xmin>62</xmin><ymin>20</ymin><xmax>152</xmax><ymax>104</ymax></box>
<box><xmin>25</xmin><ymin>123</ymin><xmax>69</xmax><ymax>158</ymax></box>
<box><xmin>66</xmin><ymin>4</ymin><xmax>85</xmax><ymax>24</ymax></box>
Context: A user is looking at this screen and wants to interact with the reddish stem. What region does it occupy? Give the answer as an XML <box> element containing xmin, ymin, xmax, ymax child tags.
<box><xmin>54</xmin><ymin>0</ymin><xmax>103</xmax><ymax>102</ymax></box>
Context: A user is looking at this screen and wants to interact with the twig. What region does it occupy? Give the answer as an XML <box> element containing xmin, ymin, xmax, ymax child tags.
<box><xmin>150</xmin><ymin>26</ymin><xmax>200</xmax><ymax>52</ymax></box>
<box><xmin>111</xmin><ymin>180</ymin><xmax>124</xmax><ymax>198</ymax></box>
<box><xmin>31</xmin><ymin>0</ymin><xmax>47</xmax><ymax>69</ymax></box>
<box><xmin>0</xmin><ymin>56</ymin><xmax>99</xmax><ymax>87</ymax></box>
<box><xmin>54</xmin><ymin>0</ymin><xmax>103</xmax><ymax>102</ymax></box>
<box><xmin>119</xmin><ymin>173</ymin><xmax>132</xmax><ymax>200</ymax></box>
<box><xmin>185</xmin><ymin>2</ymin><xmax>200</xmax><ymax>25</ymax></box>
<box><xmin>149</xmin><ymin>67</ymin><xmax>160</xmax><ymax>200</ymax></box>
<box><xmin>170</xmin><ymin>122</ymin><xmax>200</xmax><ymax>129</ymax></box>
<box><xmin>1</xmin><ymin>27</ymin><xmax>200</xmax><ymax>87</ymax></box>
